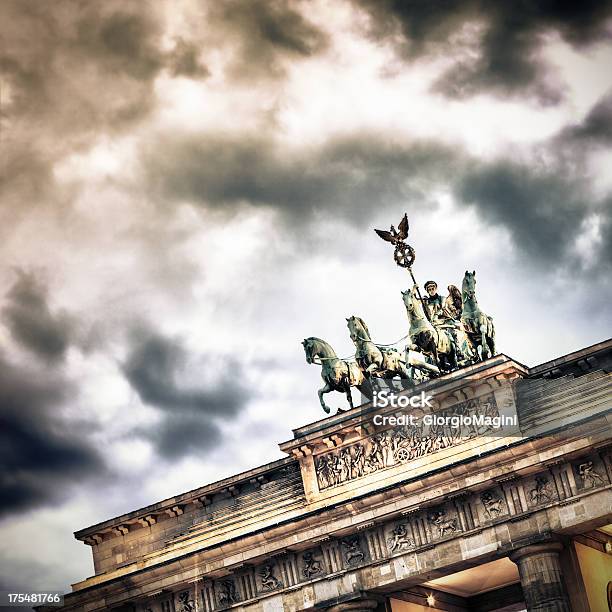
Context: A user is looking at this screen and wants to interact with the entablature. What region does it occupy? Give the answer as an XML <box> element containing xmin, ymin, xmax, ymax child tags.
<box><xmin>64</xmin><ymin>421</ymin><xmax>612</xmax><ymax>611</ymax></box>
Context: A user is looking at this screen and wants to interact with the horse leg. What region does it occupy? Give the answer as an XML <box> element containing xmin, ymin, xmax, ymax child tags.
<box><xmin>345</xmin><ymin>388</ymin><xmax>355</xmax><ymax>410</ymax></box>
<box><xmin>487</xmin><ymin>324</ymin><xmax>496</xmax><ymax>356</ymax></box>
<box><xmin>407</xmin><ymin>349</ymin><xmax>440</xmax><ymax>375</ymax></box>
<box><xmin>448</xmin><ymin>344</ymin><xmax>458</xmax><ymax>369</ymax></box>
<box><xmin>398</xmin><ymin>360</ymin><xmax>413</xmax><ymax>382</ymax></box>
<box><xmin>318</xmin><ymin>383</ymin><xmax>332</xmax><ymax>414</ymax></box>
<box><xmin>430</xmin><ymin>342</ymin><xmax>442</xmax><ymax>373</ymax></box>
<box><xmin>465</xmin><ymin>332</ymin><xmax>478</xmax><ymax>363</ymax></box>
<box><xmin>480</xmin><ymin>323</ymin><xmax>491</xmax><ymax>359</ymax></box>
<box><xmin>357</xmin><ymin>381</ymin><xmax>373</xmax><ymax>401</ymax></box>
<box><xmin>441</xmin><ymin>331</ymin><xmax>457</xmax><ymax>370</ymax></box>
<box><xmin>469</xmin><ymin>332</ymin><xmax>483</xmax><ymax>361</ymax></box>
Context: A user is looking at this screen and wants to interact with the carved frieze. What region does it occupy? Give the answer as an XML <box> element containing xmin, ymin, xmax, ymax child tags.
<box><xmin>314</xmin><ymin>394</ymin><xmax>501</xmax><ymax>490</ymax></box>
<box><xmin>527</xmin><ymin>476</ymin><xmax>556</xmax><ymax>506</ymax></box>
<box><xmin>217</xmin><ymin>580</ymin><xmax>238</xmax><ymax>607</ymax></box>
<box><xmin>341</xmin><ymin>535</ymin><xmax>366</xmax><ymax>566</ymax></box>
<box><xmin>481</xmin><ymin>490</ymin><xmax>505</xmax><ymax>518</ymax></box>
<box><xmin>177</xmin><ymin>591</ymin><xmax>195</xmax><ymax>612</ymax></box>
<box><xmin>576</xmin><ymin>460</ymin><xmax>606</xmax><ymax>488</ymax></box>
<box><xmin>138</xmin><ymin>447</ymin><xmax>610</xmax><ymax>612</ymax></box>
<box><xmin>302</xmin><ymin>551</ymin><xmax>324</xmax><ymax>579</ymax></box>
<box><xmin>427</xmin><ymin>507</ymin><xmax>459</xmax><ymax>537</ymax></box>
<box><xmin>259</xmin><ymin>564</ymin><xmax>282</xmax><ymax>591</ymax></box>
<box><xmin>387</xmin><ymin>523</ymin><xmax>415</xmax><ymax>552</ymax></box>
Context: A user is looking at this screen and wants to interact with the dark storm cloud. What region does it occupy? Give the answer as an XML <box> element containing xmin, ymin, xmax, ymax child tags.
<box><xmin>123</xmin><ymin>329</ymin><xmax>247</xmax><ymax>415</ymax></box>
<box><xmin>142</xmin><ymin>131</ymin><xmax>457</xmax><ymax>221</ymax></box>
<box><xmin>557</xmin><ymin>91</ymin><xmax>612</xmax><ymax>148</ymax></box>
<box><xmin>594</xmin><ymin>196</ymin><xmax>612</xmax><ymax>272</ymax></box>
<box><xmin>456</xmin><ymin>160</ymin><xmax>598</xmax><ymax>264</ymax></box>
<box><xmin>0</xmin><ymin>0</ymin><xmax>206</xmax><ymax>228</ymax></box>
<box><xmin>2</xmin><ymin>271</ymin><xmax>74</xmax><ymax>363</ymax></box>
<box><xmin>144</xmin><ymin>415</ymin><xmax>220</xmax><ymax>461</ymax></box>
<box><xmin>0</xmin><ymin>1</ymin><xmax>165</xmax><ymax>136</ymax></box>
<box><xmin>142</xmin><ymin>127</ymin><xmax>612</xmax><ymax>272</ymax></box>
<box><xmin>207</xmin><ymin>0</ymin><xmax>328</xmax><ymax>80</ymax></box>
<box><xmin>352</xmin><ymin>0</ymin><xmax>612</xmax><ymax>102</ymax></box>
<box><xmin>168</xmin><ymin>38</ymin><xmax>210</xmax><ymax>79</ymax></box>
<box><xmin>0</xmin><ymin>353</ymin><xmax>105</xmax><ymax>518</ymax></box>
<box><xmin>123</xmin><ymin>328</ymin><xmax>250</xmax><ymax>458</ymax></box>
<box><xmin>0</xmin><ymin>1</ymin><xmax>190</xmax><ymax>128</ymax></box>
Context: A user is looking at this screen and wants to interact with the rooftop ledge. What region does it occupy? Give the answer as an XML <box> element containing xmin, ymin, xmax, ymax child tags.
<box><xmin>74</xmin><ymin>337</ymin><xmax>611</xmax><ymax>542</ymax></box>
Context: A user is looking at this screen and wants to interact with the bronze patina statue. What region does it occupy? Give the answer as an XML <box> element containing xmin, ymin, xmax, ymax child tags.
<box><xmin>302</xmin><ymin>337</ymin><xmax>367</xmax><ymax>414</ymax></box>
<box><xmin>375</xmin><ymin>213</ymin><xmax>431</xmax><ymax>323</ymax></box>
<box><xmin>424</xmin><ymin>280</ymin><xmax>446</xmax><ymax>325</ymax></box>
<box><xmin>424</xmin><ymin>282</ymin><xmax>475</xmax><ymax>366</ymax></box>
<box><xmin>374</xmin><ymin>213</ymin><xmax>415</xmax><ymax>268</ymax></box>
<box><xmin>302</xmin><ymin>213</ymin><xmax>498</xmax><ymax>413</ymax></box>
<box><xmin>402</xmin><ymin>285</ymin><xmax>458</xmax><ymax>372</ymax></box>
<box><xmin>444</xmin><ymin>285</ymin><xmax>463</xmax><ymax>320</ymax></box>
<box><xmin>461</xmin><ymin>271</ymin><xmax>495</xmax><ymax>361</ymax></box>
<box><xmin>346</xmin><ymin>315</ymin><xmax>411</xmax><ymax>380</ymax></box>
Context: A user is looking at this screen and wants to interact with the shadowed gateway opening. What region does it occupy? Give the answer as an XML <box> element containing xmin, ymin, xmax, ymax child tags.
<box><xmin>390</xmin><ymin>558</ymin><xmax>525</xmax><ymax>612</ymax></box>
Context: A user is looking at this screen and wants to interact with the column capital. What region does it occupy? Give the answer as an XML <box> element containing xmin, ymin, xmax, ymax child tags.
<box><xmin>509</xmin><ymin>541</ymin><xmax>564</xmax><ymax>562</ymax></box>
<box><xmin>325</xmin><ymin>599</ymin><xmax>378</xmax><ymax>612</ymax></box>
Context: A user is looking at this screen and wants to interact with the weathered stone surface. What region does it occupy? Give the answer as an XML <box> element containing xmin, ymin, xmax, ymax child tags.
<box><xmin>510</xmin><ymin>543</ymin><xmax>571</xmax><ymax>611</ymax></box>
<box><xmin>41</xmin><ymin>340</ymin><xmax>612</xmax><ymax>612</ymax></box>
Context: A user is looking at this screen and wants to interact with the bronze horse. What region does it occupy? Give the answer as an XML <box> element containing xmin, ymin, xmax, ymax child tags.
<box><xmin>461</xmin><ymin>271</ymin><xmax>495</xmax><ymax>360</ymax></box>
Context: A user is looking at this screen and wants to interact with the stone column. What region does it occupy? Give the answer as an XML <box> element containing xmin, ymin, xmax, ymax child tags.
<box><xmin>326</xmin><ymin>598</ymin><xmax>379</xmax><ymax>612</ymax></box>
<box><xmin>509</xmin><ymin>542</ymin><xmax>572</xmax><ymax>611</ymax></box>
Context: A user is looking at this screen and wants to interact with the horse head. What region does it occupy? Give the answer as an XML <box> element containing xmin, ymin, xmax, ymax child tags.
<box><xmin>302</xmin><ymin>338</ymin><xmax>314</xmax><ymax>363</ymax></box>
<box><xmin>302</xmin><ymin>337</ymin><xmax>336</xmax><ymax>363</ymax></box>
<box><xmin>346</xmin><ymin>315</ymin><xmax>370</xmax><ymax>342</ymax></box>
<box><xmin>462</xmin><ymin>270</ymin><xmax>476</xmax><ymax>300</ymax></box>
<box><xmin>401</xmin><ymin>286</ymin><xmax>420</xmax><ymax>315</ymax></box>
<box><xmin>401</xmin><ymin>289</ymin><xmax>411</xmax><ymax>311</ymax></box>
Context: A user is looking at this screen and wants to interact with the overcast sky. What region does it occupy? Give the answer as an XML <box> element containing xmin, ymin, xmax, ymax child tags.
<box><xmin>1</xmin><ymin>0</ymin><xmax>611</xmax><ymax>595</ymax></box>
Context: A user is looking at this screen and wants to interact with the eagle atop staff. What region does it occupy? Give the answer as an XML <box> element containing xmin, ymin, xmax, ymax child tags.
<box><xmin>374</xmin><ymin>213</ymin><xmax>409</xmax><ymax>246</ymax></box>
<box><xmin>374</xmin><ymin>213</ymin><xmax>415</xmax><ymax>269</ymax></box>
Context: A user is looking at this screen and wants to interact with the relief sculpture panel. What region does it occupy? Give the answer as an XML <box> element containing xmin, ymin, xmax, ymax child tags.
<box><xmin>315</xmin><ymin>394</ymin><xmax>500</xmax><ymax>490</ymax></box>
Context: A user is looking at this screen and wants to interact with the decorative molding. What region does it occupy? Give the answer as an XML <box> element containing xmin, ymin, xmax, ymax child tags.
<box><xmin>83</xmin><ymin>534</ymin><xmax>103</xmax><ymax>546</ymax></box>
<box><xmin>112</xmin><ymin>525</ymin><xmax>129</xmax><ymax>536</ymax></box>
<box><xmin>120</xmin><ymin>447</ymin><xmax>612</xmax><ymax>611</ymax></box>
<box><xmin>193</xmin><ymin>496</ymin><xmax>212</xmax><ymax>508</ymax></box>
<box><xmin>314</xmin><ymin>394</ymin><xmax>500</xmax><ymax>490</ymax></box>
<box><xmin>165</xmin><ymin>506</ymin><xmax>184</xmax><ymax>518</ymax></box>
<box><xmin>138</xmin><ymin>515</ymin><xmax>157</xmax><ymax>527</ymax></box>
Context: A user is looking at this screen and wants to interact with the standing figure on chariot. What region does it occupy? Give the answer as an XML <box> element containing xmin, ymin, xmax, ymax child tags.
<box><xmin>424</xmin><ymin>281</ymin><xmax>464</xmax><ymax>327</ymax></box>
<box><xmin>423</xmin><ymin>281</ymin><xmax>474</xmax><ymax>366</ymax></box>
<box><xmin>424</xmin><ymin>281</ymin><xmax>446</xmax><ymax>325</ymax></box>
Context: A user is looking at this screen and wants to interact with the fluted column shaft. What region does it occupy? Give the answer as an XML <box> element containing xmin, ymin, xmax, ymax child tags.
<box><xmin>510</xmin><ymin>543</ymin><xmax>571</xmax><ymax>612</ymax></box>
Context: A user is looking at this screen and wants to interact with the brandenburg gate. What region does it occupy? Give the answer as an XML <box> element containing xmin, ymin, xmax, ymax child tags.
<box><xmin>46</xmin><ymin>339</ymin><xmax>612</xmax><ymax>612</ymax></box>
<box><xmin>42</xmin><ymin>216</ymin><xmax>612</xmax><ymax>611</ymax></box>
